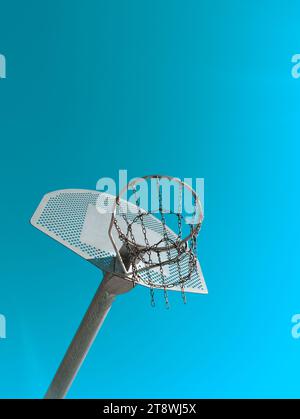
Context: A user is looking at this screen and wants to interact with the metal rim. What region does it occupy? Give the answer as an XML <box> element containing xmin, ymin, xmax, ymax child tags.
<box><xmin>109</xmin><ymin>174</ymin><xmax>203</xmax><ymax>252</ymax></box>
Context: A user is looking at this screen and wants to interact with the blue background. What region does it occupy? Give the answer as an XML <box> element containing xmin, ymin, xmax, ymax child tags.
<box><xmin>0</xmin><ymin>0</ymin><xmax>299</xmax><ymax>398</ymax></box>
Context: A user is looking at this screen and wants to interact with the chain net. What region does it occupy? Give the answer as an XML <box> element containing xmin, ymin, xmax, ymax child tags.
<box><xmin>112</xmin><ymin>176</ymin><xmax>202</xmax><ymax>307</ymax></box>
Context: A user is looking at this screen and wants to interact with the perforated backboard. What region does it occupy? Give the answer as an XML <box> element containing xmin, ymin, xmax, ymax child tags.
<box><xmin>31</xmin><ymin>189</ymin><xmax>207</xmax><ymax>294</ymax></box>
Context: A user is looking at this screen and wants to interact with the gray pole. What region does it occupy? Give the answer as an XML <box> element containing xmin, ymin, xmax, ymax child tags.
<box><xmin>44</xmin><ymin>273</ymin><xmax>133</xmax><ymax>399</ymax></box>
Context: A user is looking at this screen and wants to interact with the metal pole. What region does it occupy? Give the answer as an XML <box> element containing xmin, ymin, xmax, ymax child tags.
<box><xmin>44</xmin><ymin>273</ymin><xmax>133</xmax><ymax>399</ymax></box>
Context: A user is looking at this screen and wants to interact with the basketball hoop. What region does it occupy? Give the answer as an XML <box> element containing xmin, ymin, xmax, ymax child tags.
<box><xmin>109</xmin><ymin>175</ymin><xmax>204</xmax><ymax>306</ymax></box>
<box><xmin>30</xmin><ymin>175</ymin><xmax>206</xmax><ymax>399</ymax></box>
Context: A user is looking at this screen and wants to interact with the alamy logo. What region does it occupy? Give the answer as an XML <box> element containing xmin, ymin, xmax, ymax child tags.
<box><xmin>95</xmin><ymin>170</ymin><xmax>204</xmax><ymax>223</ymax></box>
<box><xmin>291</xmin><ymin>54</ymin><xmax>300</xmax><ymax>79</ymax></box>
<box><xmin>291</xmin><ymin>314</ymin><xmax>300</xmax><ymax>339</ymax></box>
<box><xmin>0</xmin><ymin>314</ymin><xmax>6</xmax><ymax>339</ymax></box>
<box><xmin>0</xmin><ymin>53</ymin><xmax>6</xmax><ymax>79</ymax></box>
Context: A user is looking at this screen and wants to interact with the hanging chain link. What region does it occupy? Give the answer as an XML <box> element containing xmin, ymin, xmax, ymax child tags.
<box><xmin>187</xmin><ymin>193</ymin><xmax>198</xmax><ymax>276</ymax></box>
<box><xmin>156</xmin><ymin>178</ymin><xmax>171</xmax><ymax>308</ymax></box>
<box><xmin>176</xmin><ymin>182</ymin><xmax>187</xmax><ymax>304</ymax></box>
<box><xmin>132</xmin><ymin>187</ymin><xmax>156</xmax><ymax>307</ymax></box>
<box><xmin>156</xmin><ymin>248</ymin><xmax>170</xmax><ymax>309</ymax></box>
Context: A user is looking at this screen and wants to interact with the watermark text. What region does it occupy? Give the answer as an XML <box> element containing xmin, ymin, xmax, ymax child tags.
<box><xmin>291</xmin><ymin>314</ymin><xmax>300</xmax><ymax>339</ymax></box>
<box><xmin>0</xmin><ymin>314</ymin><xmax>6</xmax><ymax>339</ymax></box>
<box><xmin>95</xmin><ymin>170</ymin><xmax>204</xmax><ymax>224</ymax></box>
<box><xmin>0</xmin><ymin>54</ymin><xmax>6</xmax><ymax>79</ymax></box>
